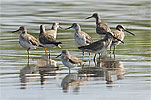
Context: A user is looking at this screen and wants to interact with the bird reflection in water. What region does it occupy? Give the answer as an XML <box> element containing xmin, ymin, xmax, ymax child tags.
<box><xmin>20</xmin><ymin>56</ymin><xmax>59</xmax><ymax>89</ymax></box>
<box><xmin>97</xmin><ymin>56</ymin><xmax>125</xmax><ymax>82</ymax></box>
<box><xmin>78</xmin><ymin>55</ymin><xmax>125</xmax><ymax>85</ymax></box>
<box><xmin>19</xmin><ymin>62</ymin><xmax>39</xmax><ymax>89</ymax></box>
<box><xmin>61</xmin><ymin>74</ymin><xmax>88</xmax><ymax>93</ymax></box>
<box><xmin>37</xmin><ymin>56</ymin><xmax>59</xmax><ymax>85</ymax></box>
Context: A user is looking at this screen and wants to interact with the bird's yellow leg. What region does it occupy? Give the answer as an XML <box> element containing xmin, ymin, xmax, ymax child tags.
<box><xmin>27</xmin><ymin>49</ymin><xmax>30</xmax><ymax>62</ymax></box>
<box><xmin>110</xmin><ymin>46</ymin><xmax>112</xmax><ymax>58</ymax></box>
<box><xmin>83</xmin><ymin>51</ymin><xmax>85</xmax><ymax>61</ymax></box>
<box><xmin>113</xmin><ymin>46</ymin><xmax>116</xmax><ymax>59</ymax></box>
<box><xmin>45</xmin><ymin>48</ymin><xmax>48</xmax><ymax>56</ymax></box>
<box><xmin>49</xmin><ymin>49</ymin><xmax>51</xmax><ymax>59</ymax></box>
<box><xmin>89</xmin><ymin>52</ymin><xmax>91</xmax><ymax>65</ymax></box>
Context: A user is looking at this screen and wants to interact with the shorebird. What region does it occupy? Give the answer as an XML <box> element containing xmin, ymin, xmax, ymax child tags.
<box><xmin>78</xmin><ymin>32</ymin><xmax>124</xmax><ymax>65</ymax></box>
<box><xmin>110</xmin><ymin>25</ymin><xmax>135</xmax><ymax>57</ymax></box>
<box><xmin>47</xmin><ymin>22</ymin><xmax>61</xmax><ymax>39</ymax></box>
<box><xmin>39</xmin><ymin>24</ymin><xmax>62</xmax><ymax>59</ymax></box>
<box><xmin>86</xmin><ymin>13</ymin><xmax>111</xmax><ymax>38</ymax></box>
<box><xmin>41</xmin><ymin>23</ymin><xmax>62</xmax><ymax>55</ymax></box>
<box><xmin>65</xmin><ymin>23</ymin><xmax>93</xmax><ymax>63</ymax></box>
<box><xmin>56</xmin><ymin>50</ymin><xmax>85</xmax><ymax>73</ymax></box>
<box><xmin>12</xmin><ymin>26</ymin><xmax>41</xmax><ymax>61</ymax></box>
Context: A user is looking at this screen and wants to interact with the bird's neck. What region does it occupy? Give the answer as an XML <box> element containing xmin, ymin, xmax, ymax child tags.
<box><xmin>117</xmin><ymin>28</ymin><xmax>123</xmax><ymax>32</ymax></box>
<box><xmin>40</xmin><ymin>27</ymin><xmax>46</xmax><ymax>34</ymax></box>
<box><xmin>96</xmin><ymin>16</ymin><xmax>101</xmax><ymax>25</ymax></box>
<box><xmin>74</xmin><ymin>26</ymin><xmax>81</xmax><ymax>34</ymax></box>
<box><xmin>51</xmin><ymin>26</ymin><xmax>58</xmax><ymax>32</ymax></box>
<box><xmin>104</xmin><ymin>35</ymin><xmax>113</xmax><ymax>42</ymax></box>
<box><xmin>103</xmin><ymin>36</ymin><xmax>113</xmax><ymax>47</ymax></box>
<box><xmin>21</xmin><ymin>30</ymin><xmax>27</xmax><ymax>34</ymax></box>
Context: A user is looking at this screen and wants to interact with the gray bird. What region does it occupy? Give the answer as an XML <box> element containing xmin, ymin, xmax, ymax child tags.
<box><xmin>12</xmin><ymin>26</ymin><xmax>41</xmax><ymax>60</ymax></box>
<box><xmin>56</xmin><ymin>50</ymin><xmax>85</xmax><ymax>73</ymax></box>
<box><xmin>65</xmin><ymin>23</ymin><xmax>93</xmax><ymax>63</ymax></box>
<box><xmin>86</xmin><ymin>13</ymin><xmax>111</xmax><ymax>38</ymax></box>
<box><xmin>110</xmin><ymin>25</ymin><xmax>135</xmax><ymax>57</ymax></box>
<box><xmin>78</xmin><ymin>32</ymin><xmax>124</xmax><ymax>65</ymax></box>
<box><xmin>39</xmin><ymin>24</ymin><xmax>62</xmax><ymax>59</ymax></box>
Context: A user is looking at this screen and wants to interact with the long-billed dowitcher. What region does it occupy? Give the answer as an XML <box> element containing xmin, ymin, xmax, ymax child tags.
<box><xmin>40</xmin><ymin>23</ymin><xmax>62</xmax><ymax>55</ymax></box>
<box><xmin>78</xmin><ymin>32</ymin><xmax>124</xmax><ymax>65</ymax></box>
<box><xmin>12</xmin><ymin>26</ymin><xmax>41</xmax><ymax>61</ymax></box>
<box><xmin>86</xmin><ymin>13</ymin><xmax>111</xmax><ymax>38</ymax></box>
<box><xmin>110</xmin><ymin>25</ymin><xmax>135</xmax><ymax>57</ymax></box>
<box><xmin>39</xmin><ymin>24</ymin><xmax>62</xmax><ymax>59</ymax></box>
<box><xmin>65</xmin><ymin>23</ymin><xmax>93</xmax><ymax>63</ymax></box>
<box><xmin>56</xmin><ymin>50</ymin><xmax>85</xmax><ymax>73</ymax></box>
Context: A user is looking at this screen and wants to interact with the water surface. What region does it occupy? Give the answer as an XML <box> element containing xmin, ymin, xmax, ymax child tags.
<box><xmin>0</xmin><ymin>0</ymin><xmax>151</xmax><ymax>100</ymax></box>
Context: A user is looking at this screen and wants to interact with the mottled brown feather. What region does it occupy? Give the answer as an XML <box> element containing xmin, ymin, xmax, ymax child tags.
<box><xmin>68</xmin><ymin>55</ymin><xmax>83</xmax><ymax>64</ymax></box>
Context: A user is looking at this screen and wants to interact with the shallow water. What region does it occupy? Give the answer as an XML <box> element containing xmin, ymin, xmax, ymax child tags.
<box><xmin>0</xmin><ymin>0</ymin><xmax>151</xmax><ymax>100</ymax></box>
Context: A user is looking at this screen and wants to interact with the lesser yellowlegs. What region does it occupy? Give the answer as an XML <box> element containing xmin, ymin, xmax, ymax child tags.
<box><xmin>78</xmin><ymin>32</ymin><xmax>124</xmax><ymax>65</ymax></box>
<box><xmin>86</xmin><ymin>13</ymin><xmax>111</xmax><ymax>38</ymax></box>
<box><xmin>56</xmin><ymin>50</ymin><xmax>85</xmax><ymax>73</ymax></box>
<box><xmin>47</xmin><ymin>23</ymin><xmax>62</xmax><ymax>39</ymax></box>
<box><xmin>40</xmin><ymin>23</ymin><xmax>62</xmax><ymax>55</ymax></box>
<box><xmin>39</xmin><ymin>24</ymin><xmax>62</xmax><ymax>59</ymax></box>
<box><xmin>12</xmin><ymin>26</ymin><xmax>41</xmax><ymax>61</ymax></box>
<box><xmin>65</xmin><ymin>23</ymin><xmax>93</xmax><ymax>63</ymax></box>
<box><xmin>110</xmin><ymin>25</ymin><xmax>135</xmax><ymax>57</ymax></box>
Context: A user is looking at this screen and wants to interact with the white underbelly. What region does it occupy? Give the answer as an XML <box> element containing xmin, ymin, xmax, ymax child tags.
<box><xmin>19</xmin><ymin>40</ymin><xmax>36</xmax><ymax>49</ymax></box>
<box><xmin>61</xmin><ymin>58</ymin><xmax>77</xmax><ymax>68</ymax></box>
<box><xmin>41</xmin><ymin>44</ymin><xmax>56</xmax><ymax>48</ymax></box>
<box><xmin>74</xmin><ymin>35</ymin><xmax>87</xmax><ymax>46</ymax></box>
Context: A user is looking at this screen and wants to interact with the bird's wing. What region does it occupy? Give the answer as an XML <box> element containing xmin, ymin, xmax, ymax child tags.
<box><xmin>112</xmin><ymin>30</ymin><xmax>124</xmax><ymax>42</ymax></box>
<box><xmin>69</xmin><ymin>55</ymin><xmax>82</xmax><ymax>64</ymax></box>
<box><xmin>39</xmin><ymin>33</ymin><xmax>58</xmax><ymax>44</ymax></box>
<box><xmin>26</xmin><ymin>34</ymin><xmax>39</xmax><ymax>46</ymax></box>
<box><xmin>98</xmin><ymin>22</ymin><xmax>111</xmax><ymax>33</ymax></box>
<box><xmin>78</xmin><ymin>40</ymin><xmax>105</xmax><ymax>51</ymax></box>
<box><xmin>46</xmin><ymin>30</ymin><xmax>56</xmax><ymax>37</ymax></box>
<box><xmin>81</xmin><ymin>31</ymin><xmax>93</xmax><ymax>44</ymax></box>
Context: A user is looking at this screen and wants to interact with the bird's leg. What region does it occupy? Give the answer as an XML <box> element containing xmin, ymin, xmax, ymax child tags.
<box><xmin>110</xmin><ymin>46</ymin><xmax>112</xmax><ymax>54</ymax></box>
<box><xmin>89</xmin><ymin>52</ymin><xmax>91</xmax><ymax>65</ymax></box>
<box><xmin>99</xmin><ymin>53</ymin><xmax>101</xmax><ymax>59</ymax></box>
<box><xmin>93</xmin><ymin>54</ymin><xmax>97</xmax><ymax>66</ymax></box>
<box><xmin>83</xmin><ymin>51</ymin><xmax>85</xmax><ymax>61</ymax></box>
<box><xmin>27</xmin><ymin>49</ymin><xmax>30</xmax><ymax>59</ymax></box>
<box><xmin>82</xmin><ymin>63</ymin><xmax>85</xmax><ymax>69</ymax></box>
<box><xmin>49</xmin><ymin>49</ymin><xmax>51</xmax><ymax>60</ymax></box>
<box><xmin>69</xmin><ymin>68</ymin><xmax>71</xmax><ymax>74</ymax></box>
<box><xmin>27</xmin><ymin>49</ymin><xmax>30</xmax><ymax>63</ymax></box>
<box><xmin>113</xmin><ymin>46</ymin><xmax>116</xmax><ymax>59</ymax></box>
<box><xmin>110</xmin><ymin>46</ymin><xmax>112</xmax><ymax>58</ymax></box>
<box><xmin>45</xmin><ymin>48</ymin><xmax>48</xmax><ymax>56</ymax></box>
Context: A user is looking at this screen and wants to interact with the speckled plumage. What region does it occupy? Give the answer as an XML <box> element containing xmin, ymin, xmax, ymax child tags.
<box><xmin>57</xmin><ymin>50</ymin><xmax>85</xmax><ymax>73</ymax></box>
<box><xmin>86</xmin><ymin>13</ymin><xmax>111</xmax><ymax>38</ymax></box>
<box><xmin>12</xmin><ymin>26</ymin><xmax>40</xmax><ymax>60</ymax></box>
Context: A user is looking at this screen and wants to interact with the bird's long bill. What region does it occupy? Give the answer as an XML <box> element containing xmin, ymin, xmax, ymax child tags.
<box><xmin>124</xmin><ymin>29</ymin><xmax>135</xmax><ymax>36</ymax></box>
<box><xmin>12</xmin><ymin>29</ymin><xmax>20</xmax><ymax>33</ymax></box>
<box><xmin>56</xmin><ymin>54</ymin><xmax>62</xmax><ymax>58</ymax></box>
<box><xmin>112</xmin><ymin>35</ymin><xmax>124</xmax><ymax>44</ymax></box>
<box><xmin>59</xmin><ymin>26</ymin><xmax>63</xmax><ymax>29</ymax></box>
<box><xmin>86</xmin><ymin>16</ymin><xmax>93</xmax><ymax>19</ymax></box>
<box><xmin>65</xmin><ymin>26</ymin><xmax>73</xmax><ymax>30</ymax></box>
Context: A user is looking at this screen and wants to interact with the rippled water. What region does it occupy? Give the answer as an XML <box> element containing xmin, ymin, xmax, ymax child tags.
<box><xmin>0</xmin><ymin>0</ymin><xmax>151</xmax><ymax>100</ymax></box>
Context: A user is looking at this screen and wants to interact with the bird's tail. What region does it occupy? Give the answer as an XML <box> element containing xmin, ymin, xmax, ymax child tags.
<box><xmin>38</xmin><ymin>44</ymin><xmax>44</xmax><ymax>47</ymax></box>
<box><xmin>55</xmin><ymin>42</ymin><xmax>62</xmax><ymax>48</ymax></box>
<box><xmin>78</xmin><ymin>46</ymin><xmax>88</xmax><ymax>50</ymax></box>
